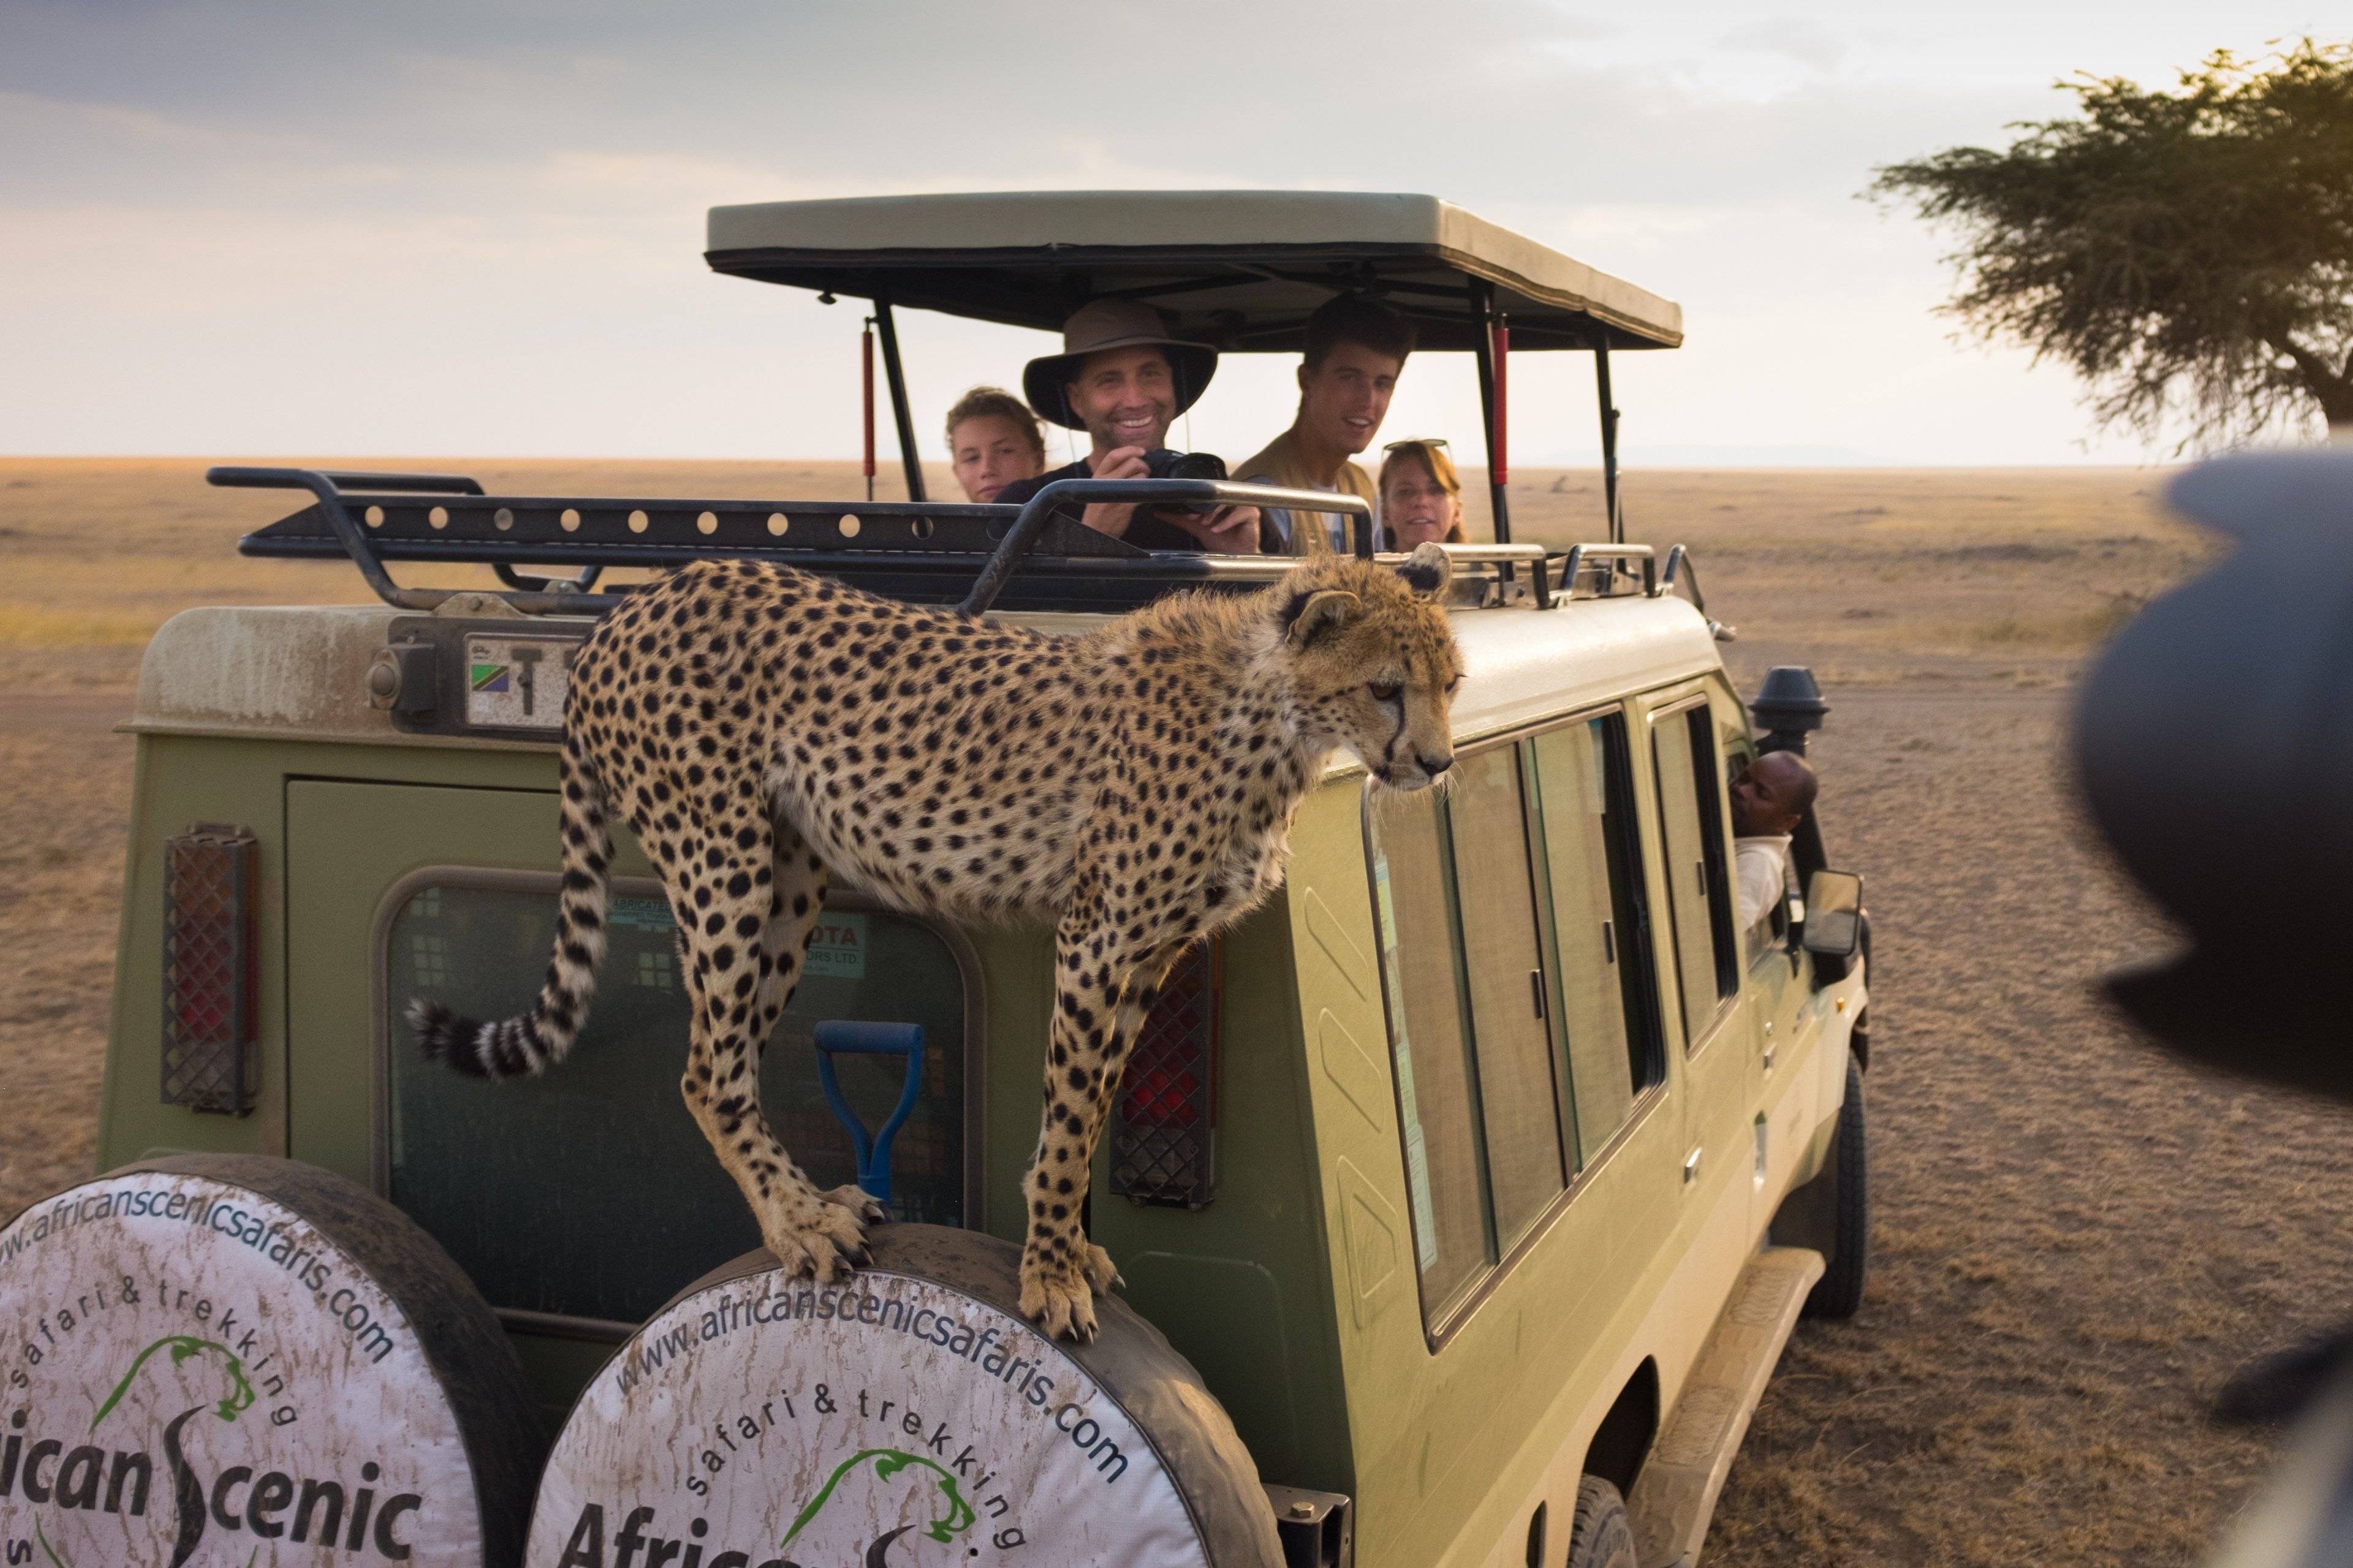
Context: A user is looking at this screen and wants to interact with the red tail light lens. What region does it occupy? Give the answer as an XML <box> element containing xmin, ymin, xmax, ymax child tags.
<box><xmin>162</xmin><ymin>824</ymin><xmax>259</xmax><ymax>1115</ymax></box>
<box><xmin>1110</xmin><ymin>937</ymin><xmax>1219</xmax><ymax>1207</ymax></box>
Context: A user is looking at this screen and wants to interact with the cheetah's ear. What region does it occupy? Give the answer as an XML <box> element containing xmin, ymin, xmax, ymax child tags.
<box><xmin>1399</xmin><ymin>542</ymin><xmax>1452</xmax><ymax>599</ymax></box>
<box><xmin>1281</xmin><ymin>588</ymin><xmax>1360</xmax><ymax>650</ymax></box>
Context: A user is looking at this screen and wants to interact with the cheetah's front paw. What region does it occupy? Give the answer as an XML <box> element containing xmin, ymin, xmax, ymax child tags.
<box><xmin>817</xmin><ymin>1183</ymin><xmax>889</xmax><ymax>1225</ymax></box>
<box><xmin>760</xmin><ymin>1194</ymin><xmax>871</xmax><ymax>1282</ymax></box>
<box><xmin>1018</xmin><ymin>1241</ymin><xmax>1120</xmax><ymax>1342</ymax></box>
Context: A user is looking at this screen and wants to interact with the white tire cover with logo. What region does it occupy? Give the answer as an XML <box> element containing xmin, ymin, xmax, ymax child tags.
<box><xmin>528</xmin><ymin>1225</ymin><xmax>1281</xmax><ymax>1567</ymax></box>
<box><xmin>0</xmin><ymin>1154</ymin><xmax>543</xmax><ymax>1567</ymax></box>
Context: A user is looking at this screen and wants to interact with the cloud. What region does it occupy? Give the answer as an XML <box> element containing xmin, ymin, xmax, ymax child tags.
<box><xmin>1</xmin><ymin>0</ymin><xmax>2305</xmax><ymax>462</ymax></box>
<box><xmin>1717</xmin><ymin>17</ymin><xmax>1849</xmax><ymax>72</ymax></box>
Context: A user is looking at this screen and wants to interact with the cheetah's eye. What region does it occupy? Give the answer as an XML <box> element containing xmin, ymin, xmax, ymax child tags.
<box><xmin>1368</xmin><ymin>682</ymin><xmax>1402</xmax><ymax>703</ymax></box>
<box><xmin>1444</xmin><ymin>676</ymin><xmax>1462</xmax><ymax>695</ymax></box>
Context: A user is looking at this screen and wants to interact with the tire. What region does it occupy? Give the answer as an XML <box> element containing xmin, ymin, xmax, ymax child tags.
<box><xmin>1567</xmin><ymin>1475</ymin><xmax>1638</xmax><ymax>1568</ymax></box>
<box><xmin>1803</xmin><ymin>1051</ymin><xmax>1870</xmax><ymax>1319</ymax></box>
<box><xmin>528</xmin><ymin>1225</ymin><xmax>1281</xmax><ymax>1567</ymax></box>
<box><xmin>0</xmin><ymin>1154</ymin><xmax>544</xmax><ymax>1567</ymax></box>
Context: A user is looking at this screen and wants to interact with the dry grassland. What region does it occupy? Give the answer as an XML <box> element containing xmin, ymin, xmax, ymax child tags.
<box><xmin>2</xmin><ymin>456</ymin><xmax>2347</xmax><ymax>1567</ymax></box>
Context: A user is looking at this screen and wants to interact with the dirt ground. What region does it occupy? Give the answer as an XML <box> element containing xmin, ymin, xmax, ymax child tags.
<box><xmin>3</xmin><ymin>456</ymin><xmax>2347</xmax><ymax>1566</ymax></box>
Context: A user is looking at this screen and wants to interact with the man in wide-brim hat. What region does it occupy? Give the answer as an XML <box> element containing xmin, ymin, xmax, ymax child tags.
<box><xmin>993</xmin><ymin>300</ymin><xmax>1259</xmax><ymax>553</ymax></box>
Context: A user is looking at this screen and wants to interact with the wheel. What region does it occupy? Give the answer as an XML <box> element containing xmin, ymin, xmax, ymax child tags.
<box><xmin>1803</xmin><ymin>1051</ymin><xmax>1870</xmax><ymax>1319</ymax></box>
<box><xmin>1566</xmin><ymin>1475</ymin><xmax>1637</xmax><ymax>1568</ymax></box>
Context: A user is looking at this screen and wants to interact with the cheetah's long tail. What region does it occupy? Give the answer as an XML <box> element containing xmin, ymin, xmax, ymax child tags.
<box><xmin>406</xmin><ymin>734</ymin><xmax>614</xmax><ymax>1078</ymax></box>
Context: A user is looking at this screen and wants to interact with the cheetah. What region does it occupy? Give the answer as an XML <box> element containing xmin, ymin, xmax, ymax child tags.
<box><xmin>409</xmin><ymin>542</ymin><xmax>1463</xmax><ymax>1339</ymax></box>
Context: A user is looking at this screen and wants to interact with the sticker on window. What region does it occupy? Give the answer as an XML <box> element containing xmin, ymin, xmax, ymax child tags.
<box><xmin>807</xmin><ymin>914</ymin><xmax>870</xmax><ymax>979</ymax></box>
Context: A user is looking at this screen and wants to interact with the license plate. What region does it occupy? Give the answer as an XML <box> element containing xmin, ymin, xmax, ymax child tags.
<box><xmin>463</xmin><ymin>636</ymin><xmax>574</xmax><ymax>730</ymax></box>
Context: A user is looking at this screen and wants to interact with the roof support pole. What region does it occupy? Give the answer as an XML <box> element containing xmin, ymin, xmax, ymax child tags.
<box><xmin>1595</xmin><ymin>336</ymin><xmax>1622</xmax><ymax>544</ymax></box>
<box><xmin>1468</xmin><ymin>278</ymin><xmax>1512</xmax><ymax>544</ymax></box>
<box><xmin>861</xmin><ymin>317</ymin><xmax>877</xmax><ymax>503</ymax></box>
<box><xmin>873</xmin><ymin>297</ymin><xmax>926</xmax><ymax>503</ymax></box>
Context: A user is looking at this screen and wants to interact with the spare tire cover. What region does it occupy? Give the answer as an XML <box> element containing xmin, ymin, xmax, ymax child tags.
<box><xmin>0</xmin><ymin>1154</ymin><xmax>542</xmax><ymax>1567</ymax></box>
<box><xmin>528</xmin><ymin>1225</ymin><xmax>1281</xmax><ymax>1567</ymax></box>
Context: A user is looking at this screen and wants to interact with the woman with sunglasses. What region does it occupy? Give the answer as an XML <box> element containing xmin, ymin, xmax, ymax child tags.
<box><xmin>1377</xmin><ymin>438</ymin><xmax>1468</xmax><ymax>551</ymax></box>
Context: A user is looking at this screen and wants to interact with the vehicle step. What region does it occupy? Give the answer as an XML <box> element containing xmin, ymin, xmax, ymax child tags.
<box><xmin>1626</xmin><ymin>1245</ymin><xmax>1825</xmax><ymax>1568</ymax></box>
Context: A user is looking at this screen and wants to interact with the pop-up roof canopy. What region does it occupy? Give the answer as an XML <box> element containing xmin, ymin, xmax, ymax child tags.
<box><xmin>707</xmin><ymin>189</ymin><xmax>1677</xmax><ymax>537</ymax></box>
<box><xmin>705</xmin><ymin>191</ymin><xmax>1682</xmax><ymax>354</ymax></box>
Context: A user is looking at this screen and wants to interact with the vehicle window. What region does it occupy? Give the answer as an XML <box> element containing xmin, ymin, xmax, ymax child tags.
<box><xmin>1366</xmin><ymin>788</ymin><xmax>1492</xmax><ymax>1317</ymax></box>
<box><xmin>1529</xmin><ymin>714</ymin><xmax>1661</xmax><ymax>1162</ymax></box>
<box><xmin>385</xmin><ymin>883</ymin><xmax>967</xmax><ymax>1327</ymax></box>
<box><xmin>1653</xmin><ymin>705</ymin><xmax>1739</xmax><ymax>1046</ymax></box>
<box><xmin>1445</xmin><ymin>747</ymin><xmax>1567</xmax><ymax>1251</ymax></box>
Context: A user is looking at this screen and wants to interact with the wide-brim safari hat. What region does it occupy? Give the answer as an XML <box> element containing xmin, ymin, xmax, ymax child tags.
<box><xmin>1022</xmin><ymin>300</ymin><xmax>1218</xmax><ymax>430</ymax></box>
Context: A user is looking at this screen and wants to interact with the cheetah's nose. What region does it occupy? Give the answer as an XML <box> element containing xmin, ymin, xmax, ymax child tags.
<box><xmin>1418</xmin><ymin>753</ymin><xmax>1453</xmax><ymax>778</ymax></box>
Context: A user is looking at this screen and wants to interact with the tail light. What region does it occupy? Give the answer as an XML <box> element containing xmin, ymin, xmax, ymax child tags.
<box><xmin>1110</xmin><ymin>937</ymin><xmax>1219</xmax><ymax>1208</ymax></box>
<box><xmin>162</xmin><ymin>824</ymin><xmax>259</xmax><ymax>1115</ymax></box>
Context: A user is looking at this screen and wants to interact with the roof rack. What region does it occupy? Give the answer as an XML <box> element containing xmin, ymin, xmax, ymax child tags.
<box><xmin>218</xmin><ymin>467</ymin><xmax>1677</xmax><ymax>619</ymax></box>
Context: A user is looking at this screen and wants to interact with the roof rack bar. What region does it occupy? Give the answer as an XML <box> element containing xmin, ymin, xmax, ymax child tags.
<box><xmin>210</xmin><ymin>466</ymin><xmax>625</xmax><ymax>614</ymax></box>
<box><xmin>1561</xmin><ymin>542</ymin><xmax>1656</xmax><ymax>600</ymax></box>
<box><xmin>1656</xmin><ymin>544</ymin><xmax>1703</xmax><ymax>610</ymax></box>
<box><xmin>1398</xmin><ymin>542</ymin><xmax>1555</xmax><ymax>609</ymax></box>
<box><xmin>960</xmin><ymin>478</ymin><xmax>1373</xmax><ymax>616</ymax></box>
<box><xmin>211</xmin><ymin>467</ymin><xmax>486</xmax><ymax>496</ymax></box>
<box><xmin>494</xmin><ymin>562</ymin><xmax>606</xmax><ymax>596</ymax></box>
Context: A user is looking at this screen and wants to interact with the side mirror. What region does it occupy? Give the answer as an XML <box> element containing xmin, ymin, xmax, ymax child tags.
<box><xmin>1802</xmin><ymin>869</ymin><xmax>1865</xmax><ymax>959</ymax></box>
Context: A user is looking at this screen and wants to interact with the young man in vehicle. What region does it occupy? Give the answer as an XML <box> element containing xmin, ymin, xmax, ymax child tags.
<box><xmin>1732</xmin><ymin>751</ymin><xmax>1819</xmax><ymax>930</ymax></box>
<box><xmin>1237</xmin><ymin>295</ymin><xmax>1415</xmax><ymax>556</ymax></box>
<box><xmin>993</xmin><ymin>301</ymin><xmax>1259</xmax><ymax>553</ymax></box>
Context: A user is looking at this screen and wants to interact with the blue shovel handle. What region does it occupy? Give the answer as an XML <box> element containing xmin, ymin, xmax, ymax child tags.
<box><xmin>813</xmin><ymin>1021</ymin><xmax>925</xmax><ymax>1206</ymax></box>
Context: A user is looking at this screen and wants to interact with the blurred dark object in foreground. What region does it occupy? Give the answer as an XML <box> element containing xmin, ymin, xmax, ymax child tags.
<box><xmin>2074</xmin><ymin>443</ymin><xmax>2353</xmax><ymax>1567</ymax></box>
<box><xmin>2219</xmin><ymin>1333</ymin><xmax>2353</xmax><ymax>1428</ymax></box>
<box><xmin>2075</xmin><ymin>445</ymin><xmax>2353</xmax><ymax>1100</ymax></box>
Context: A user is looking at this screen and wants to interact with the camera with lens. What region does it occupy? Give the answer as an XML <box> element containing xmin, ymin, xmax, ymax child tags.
<box><xmin>1140</xmin><ymin>449</ymin><xmax>1228</xmax><ymax>483</ymax></box>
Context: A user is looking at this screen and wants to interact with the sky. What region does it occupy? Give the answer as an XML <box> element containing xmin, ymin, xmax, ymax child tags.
<box><xmin>0</xmin><ymin>1</ymin><xmax>2336</xmax><ymax>468</ymax></box>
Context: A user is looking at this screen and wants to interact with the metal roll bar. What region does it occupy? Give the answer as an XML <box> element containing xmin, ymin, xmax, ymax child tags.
<box><xmin>959</xmin><ymin>477</ymin><xmax>1373</xmax><ymax>615</ymax></box>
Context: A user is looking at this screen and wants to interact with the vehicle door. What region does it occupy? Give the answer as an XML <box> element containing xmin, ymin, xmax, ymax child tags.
<box><xmin>1643</xmin><ymin>691</ymin><xmax>1759</xmax><ymax>1276</ymax></box>
<box><xmin>281</xmin><ymin>779</ymin><xmax>976</xmax><ymax>1402</ymax></box>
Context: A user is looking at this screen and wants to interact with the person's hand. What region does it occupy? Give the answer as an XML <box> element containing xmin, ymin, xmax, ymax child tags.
<box><xmin>1079</xmin><ymin>445</ymin><xmax>1150</xmax><ymax>538</ymax></box>
<box><xmin>1162</xmin><ymin>504</ymin><xmax>1260</xmax><ymax>555</ymax></box>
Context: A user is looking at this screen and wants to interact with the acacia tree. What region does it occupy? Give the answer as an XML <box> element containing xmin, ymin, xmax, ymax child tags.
<box><xmin>1874</xmin><ymin>41</ymin><xmax>2353</xmax><ymax>448</ymax></box>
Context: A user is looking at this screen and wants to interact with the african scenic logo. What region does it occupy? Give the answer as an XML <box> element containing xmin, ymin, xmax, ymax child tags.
<box><xmin>784</xmin><ymin>1451</ymin><xmax>976</xmax><ymax>1553</ymax></box>
<box><xmin>0</xmin><ymin>1174</ymin><xmax>483</xmax><ymax>1567</ymax></box>
<box><xmin>5</xmin><ymin>1331</ymin><xmax>416</xmax><ymax>1567</ymax></box>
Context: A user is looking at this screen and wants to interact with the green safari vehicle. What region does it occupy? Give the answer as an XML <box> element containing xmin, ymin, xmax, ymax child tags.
<box><xmin>41</xmin><ymin>192</ymin><xmax>1871</xmax><ymax>1568</ymax></box>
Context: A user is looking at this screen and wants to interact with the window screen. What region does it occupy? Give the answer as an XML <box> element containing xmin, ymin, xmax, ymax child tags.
<box><xmin>386</xmin><ymin>883</ymin><xmax>967</xmax><ymax>1326</ymax></box>
<box><xmin>1530</xmin><ymin>716</ymin><xmax>1658</xmax><ymax>1163</ymax></box>
<box><xmin>1653</xmin><ymin>707</ymin><xmax>1739</xmax><ymax>1046</ymax></box>
<box><xmin>1367</xmin><ymin>790</ymin><xmax>1492</xmax><ymax>1317</ymax></box>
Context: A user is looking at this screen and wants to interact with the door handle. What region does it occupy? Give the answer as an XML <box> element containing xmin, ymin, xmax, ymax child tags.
<box><xmin>1683</xmin><ymin>1146</ymin><xmax>1703</xmax><ymax>1185</ymax></box>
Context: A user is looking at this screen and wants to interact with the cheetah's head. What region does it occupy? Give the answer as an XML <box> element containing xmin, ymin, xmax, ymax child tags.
<box><xmin>1274</xmin><ymin>542</ymin><xmax>1464</xmax><ymax>790</ymax></box>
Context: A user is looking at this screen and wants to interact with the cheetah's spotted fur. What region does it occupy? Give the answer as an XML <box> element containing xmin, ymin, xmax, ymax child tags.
<box><xmin>409</xmin><ymin>544</ymin><xmax>1463</xmax><ymax>1339</ymax></box>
